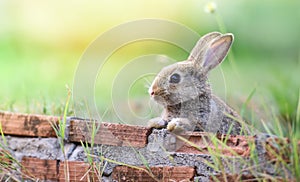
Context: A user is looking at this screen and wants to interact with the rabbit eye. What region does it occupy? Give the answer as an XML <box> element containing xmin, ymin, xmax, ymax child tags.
<box><xmin>170</xmin><ymin>73</ymin><xmax>181</xmax><ymax>83</ymax></box>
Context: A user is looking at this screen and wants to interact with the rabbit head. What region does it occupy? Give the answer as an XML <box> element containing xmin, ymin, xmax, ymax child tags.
<box><xmin>149</xmin><ymin>32</ymin><xmax>233</xmax><ymax>106</ymax></box>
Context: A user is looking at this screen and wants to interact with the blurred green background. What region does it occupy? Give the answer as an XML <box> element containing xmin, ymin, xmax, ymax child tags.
<box><xmin>0</xmin><ymin>0</ymin><xmax>299</xmax><ymax>134</ymax></box>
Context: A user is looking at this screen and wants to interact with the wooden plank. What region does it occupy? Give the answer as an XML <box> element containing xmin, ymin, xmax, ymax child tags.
<box><xmin>0</xmin><ymin>111</ymin><xmax>58</xmax><ymax>137</ymax></box>
<box><xmin>68</xmin><ymin>120</ymin><xmax>152</xmax><ymax>148</ymax></box>
<box><xmin>21</xmin><ymin>157</ymin><xmax>58</xmax><ymax>181</ymax></box>
<box><xmin>112</xmin><ymin>166</ymin><xmax>195</xmax><ymax>182</ymax></box>
<box><xmin>175</xmin><ymin>132</ymin><xmax>254</xmax><ymax>157</ymax></box>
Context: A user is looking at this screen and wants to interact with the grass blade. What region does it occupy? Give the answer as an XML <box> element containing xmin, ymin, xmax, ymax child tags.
<box><xmin>240</xmin><ymin>88</ymin><xmax>256</xmax><ymax>118</ymax></box>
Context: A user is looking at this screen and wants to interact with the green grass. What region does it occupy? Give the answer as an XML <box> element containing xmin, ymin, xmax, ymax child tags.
<box><xmin>0</xmin><ymin>123</ymin><xmax>23</xmax><ymax>181</ymax></box>
<box><xmin>49</xmin><ymin>87</ymin><xmax>72</xmax><ymax>181</ymax></box>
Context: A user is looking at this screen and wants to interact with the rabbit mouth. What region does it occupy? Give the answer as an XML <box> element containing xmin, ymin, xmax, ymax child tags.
<box><xmin>150</xmin><ymin>90</ymin><xmax>170</xmax><ymax>105</ymax></box>
<box><xmin>152</xmin><ymin>96</ymin><xmax>166</xmax><ymax>105</ymax></box>
<box><xmin>152</xmin><ymin>92</ymin><xmax>183</xmax><ymax>106</ymax></box>
<box><xmin>152</xmin><ymin>93</ymin><xmax>167</xmax><ymax>104</ymax></box>
<box><xmin>150</xmin><ymin>87</ymin><xmax>186</xmax><ymax>106</ymax></box>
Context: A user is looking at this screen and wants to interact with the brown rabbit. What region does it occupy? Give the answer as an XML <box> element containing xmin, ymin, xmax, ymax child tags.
<box><xmin>148</xmin><ymin>32</ymin><xmax>248</xmax><ymax>135</ymax></box>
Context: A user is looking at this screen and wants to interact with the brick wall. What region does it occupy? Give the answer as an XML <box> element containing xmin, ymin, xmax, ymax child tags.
<box><xmin>0</xmin><ymin>111</ymin><xmax>297</xmax><ymax>181</ymax></box>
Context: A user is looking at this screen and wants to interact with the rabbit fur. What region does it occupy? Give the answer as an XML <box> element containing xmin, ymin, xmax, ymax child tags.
<box><xmin>148</xmin><ymin>32</ymin><xmax>248</xmax><ymax>135</ymax></box>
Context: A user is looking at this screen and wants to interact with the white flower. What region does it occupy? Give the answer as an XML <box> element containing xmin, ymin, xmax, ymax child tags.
<box><xmin>204</xmin><ymin>2</ymin><xmax>217</xmax><ymax>14</ymax></box>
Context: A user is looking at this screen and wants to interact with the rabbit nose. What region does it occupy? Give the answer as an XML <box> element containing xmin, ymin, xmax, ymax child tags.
<box><xmin>150</xmin><ymin>91</ymin><xmax>155</xmax><ymax>96</ymax></box>
<box><xmin>149</xmin><ymin>85</ymin><xmax>158</xmax><ymax>96</ymax></box>
<box><xmin>149</xmin><ymin>84</ymin><xmax>158</xmax><ymax>96</ymax></box>
<box><xmin>149</xmin><ymin>88</ymin><xmax>155</xmax><ymax>96</ymax></box>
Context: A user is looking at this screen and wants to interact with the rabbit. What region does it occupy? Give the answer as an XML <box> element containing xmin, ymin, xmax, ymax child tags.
<box><xmin>148</xmin><ymin>32</ymin><xmax>249</xmax><ymax>135</ymax></box>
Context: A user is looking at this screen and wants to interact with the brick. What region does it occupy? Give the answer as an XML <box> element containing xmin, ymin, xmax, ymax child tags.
<box><xmin>210</xmin><ymin>173</ymin><xmax>295</xmax><ymax>182</ymax></box>
<box><xmin>265</xmin><ymin>137</ymin><xmax>292</xmax><ymax>162</ymax></box>
<box><xmin>176</xmin><ymin>132</ymin><xmax>253</xmax><ymax>157</ymax></box>
<box><xmin>0</xmin><ymin>111</ymin><xmax>152</xmax><ymax>147</ymax></box>
<box><xmin>21</xmin><ymin>157</ymin><xmax>58</xmax><ymax>181</ymax></box>
<box><xmin>112</xmin><ymin>166</ymin><xmax>195</xmax><ymax>182</ymax></box>
<box><xmin>0</xmin><ymin>149</ymin><xmax>13</xmax><ymax>166</ymax></box>
<box><xmin>58</xmin><ymin>161</ymin><xmax>98</xmax><ymax>182</ymax></box>
<box><xmin>0</xmin><ymin>111</ymin><xmax>58</xmax><ymax>137</ymax></box>
<box><xmin>0</xmin><ymin>149</ymin><xmax>15</xmax><ymax>175</ymax></box>
<box><xmin>68</xmin><ymin>120</ymin><xmax>152</xmax><ymax>148</ymax></box>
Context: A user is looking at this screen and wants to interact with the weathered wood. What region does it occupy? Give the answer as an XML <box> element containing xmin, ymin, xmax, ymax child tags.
<box><xmin>0</xmin><ymin>111</ymin><xmax>58</xmax><ymax>137</ymax></box>
<box><xmin>21</xmin><ymin>157</ymin><xmax>58</xmax><ymax>181</ymax></box>
<box><xmin>68</xmin><ymin>120</ymin><xmax>152</xmax><ymax>148</ymax></box>
<box><xmin>112</xmin><ymin>166</ymin><xmax>195</xmax><ymax>182</ymax></box>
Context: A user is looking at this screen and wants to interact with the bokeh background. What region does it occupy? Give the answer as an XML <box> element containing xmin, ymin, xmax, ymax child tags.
<box><xmin>0</xmin><ymin>0</ymin><xmax>299</xmax><ymax>134</ymax></box>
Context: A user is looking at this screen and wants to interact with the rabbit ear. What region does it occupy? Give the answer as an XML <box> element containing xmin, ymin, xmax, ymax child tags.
<box><xmin>201</xmin><ymin>33</ymin><xmax>233</xmax><ymax>73</ymax></box>
<box><xmin>188</xmin><ymin>32</ymin><xmax>222</xmax><ymax>62</ymax></box>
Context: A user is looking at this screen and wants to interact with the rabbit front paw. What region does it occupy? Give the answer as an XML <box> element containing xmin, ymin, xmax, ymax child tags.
<box><xmin>148</xmin><ymin>117</ymin><xmax>167</xmax><ymax>129</ymax></box>
<box><xmin>167</xmin><ymin>118</ymin><xmax>192</xmax><ymax>132</ymax></box>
